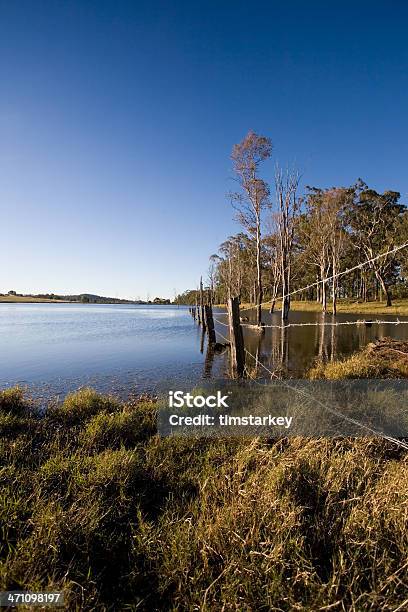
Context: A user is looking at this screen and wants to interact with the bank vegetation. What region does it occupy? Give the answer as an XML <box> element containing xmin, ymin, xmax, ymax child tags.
<box><xmin>1</xmin><ymin>382</ymin><xmax>407</xmax><ymax>610</ymax></box>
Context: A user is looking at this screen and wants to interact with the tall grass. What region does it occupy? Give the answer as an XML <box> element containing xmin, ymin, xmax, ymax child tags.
<box><xmin>0</xmin><ymin>386</ymin><xmax>407</xmax><ymax>610</ymax></box>
<box><xmin>308</xmin><ymin>338</ymin><xmax>408</xmax><ymax>379</ymax></box>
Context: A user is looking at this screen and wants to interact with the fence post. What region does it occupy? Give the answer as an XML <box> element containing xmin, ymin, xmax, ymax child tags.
<box><xmin>227</xmin><ymin>297</ymin><xmax>245</xmax><ymax>378</ymax></box>
<box><xmin>196</xmin><ymin>294</ymin><xmax>201</xmax><ymax>325</ymax></box>
<box><xmin>200</xmin><ymin>277</ymin><xmax>206</xmax><ymax>332</ymax></box>
<box><xmin>204</xmin><ymin>304</ymin><xmax>216</xmax><ymax>345</ymax></box>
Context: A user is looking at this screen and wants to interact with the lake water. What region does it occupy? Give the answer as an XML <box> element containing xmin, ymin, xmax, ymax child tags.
<box><xmin>1</xmin><ymin>303</ymin><xmax>408</xmax><ymax>401</ymax></box>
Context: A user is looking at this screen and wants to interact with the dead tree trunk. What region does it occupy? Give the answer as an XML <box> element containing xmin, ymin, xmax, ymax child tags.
<box><xmin>255</xmin><ymin>213</ymin><xmax>263</xmax><ymax>326</ymax></box>
<box><xmin>332</xmin><ymin>254</ymin><xmax>337</xmax><ymax>316</ymax></box>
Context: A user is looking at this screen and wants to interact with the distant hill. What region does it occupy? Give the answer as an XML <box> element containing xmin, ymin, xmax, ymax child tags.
<box><xmin>0</xmin><ymin>291</ymin><xmax>171</xmax><ymax>305</ymax></box>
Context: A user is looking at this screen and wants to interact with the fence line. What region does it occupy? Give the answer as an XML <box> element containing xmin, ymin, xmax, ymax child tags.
<box><xmin>238</xmin><ymin>239</ymin><xmax>408</xmax><ymax>315</ymax></box>
<box><xmin>214</xmin><ymin>327</ymin><xmax>408</xmax><ymax>451</ymax></box>
<box><xmin>213</xmin><ymin>317</ymin><xmax>408</xmax><ymax>330</ymax></box>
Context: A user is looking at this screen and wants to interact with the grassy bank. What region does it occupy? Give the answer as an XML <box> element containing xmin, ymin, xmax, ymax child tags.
<box><xmin>1</xmin><ymin>384</ymin><xmax>407</xmax><ymax>610</ymax></box>
<box><xmin>229</xmin><ymin>298</ymin><xmax>408</xmax><ymax>316</ymax></box>
<box><xmin>308</xmin><ymin>338</ymin><xmax>408</xmax><ymax>379</ymax></box>
<box><xmin>0</xmin><ymin>296</ymin><xmax>68</xmax><ymax>303</ymax></box>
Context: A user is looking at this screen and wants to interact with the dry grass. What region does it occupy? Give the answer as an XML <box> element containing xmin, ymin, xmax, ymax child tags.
<box><xmin>224</xmin><ymin>298</ymin><xmax>408</xmax><ymax>316</ymax></box>
<box><xmin>308</xmin><ymin>338</ymin><xmax>408</xmax><ymax>379</ymax></box>
<box><xmin>289</xmin><ymin>299</ymin><xmax>408</xmax><ymax>316</ymax></box>
<box><xmin>0</xmin><ymin>296</ymin><xmax>66</xmax><ymax>303</ymax></box>
<box><xmin>1</xmin><ymin>385</ymin><xmax>407</xmax><ymax>610</ymax></box>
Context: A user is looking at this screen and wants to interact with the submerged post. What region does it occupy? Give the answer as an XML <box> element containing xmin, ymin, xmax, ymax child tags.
<box><xmin>196</xmin><ymin>292</ymin><xmax>201</xmax><ymax>325</ymax></box>
<box><xmin>227</xmin><ymin>297</ymin><xmax>245</xmax><ymax>378</ymax></box>
<box><xmin>204</xmin><ymin>304</ymin><xmax>216</xmax><ymax>345</ymax></box>
<box><xmin>200</xmin><ymin>277</ymin><xmax>206</xmax><ymax>332</ymax></box>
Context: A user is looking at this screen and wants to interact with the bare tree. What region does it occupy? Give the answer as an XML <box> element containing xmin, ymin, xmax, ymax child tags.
<box><xmin>275</xmin><ymin>166</ymin><xmax>301</xmax><ymax>320</ymax></box>
<box><xmin>298</xmin><ymin>188</ymin><xmax>333</xmax><ymax>313</ymax></box>
<box><xmin>264</xmin><ymin>215</ymin><xmax>282</xmax><ymax>313</ymax></box>
<box><xmin>217</xmin><ymin>235</ymin><xmax>244</xmax><ymax>300</ymax></box>
<box><xmin>230</xmin><ymin>131</ymin><xmax>272</xmax><ymax>326</ymax></box>
<box><xmin>207</xmin><ymin>260</ymin><xmax>217</xmax><ymax>305</ymax></box>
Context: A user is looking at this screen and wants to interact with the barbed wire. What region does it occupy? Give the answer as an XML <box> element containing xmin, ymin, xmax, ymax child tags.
<box><xmin>237</xmin><ymin>239</ymin><xmax>408</xmax><ymax>315</ymax></box>
<box><xmin>213</xmin><ymin>317</ymin><xmax>408</xmax><ymax>330</ymax></box>
<box><xmin>198</xmin><ymin>239</ymin><xmax>408</xmax><ymax>448</ymax></box>
<box><xmin>213</xmin><ymin>327</ymin><xmax>408</xmax><ymax>451</ymax></box>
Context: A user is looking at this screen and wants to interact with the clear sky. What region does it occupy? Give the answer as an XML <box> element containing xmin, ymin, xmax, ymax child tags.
<box><xmin>1</xmin><ymin>1</ymin><xmax>408</xmax><ymax>299</ymax></box>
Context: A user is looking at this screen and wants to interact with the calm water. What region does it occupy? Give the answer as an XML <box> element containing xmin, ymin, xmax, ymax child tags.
<box><xmin>1</xmin><ymin>303</ymin><xmax>408</xmax><ymax>400</ymax></box>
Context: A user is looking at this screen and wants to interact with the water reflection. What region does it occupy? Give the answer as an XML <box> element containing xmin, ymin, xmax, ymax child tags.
<box><xmin>2</xmin><ymin>304</ymin><xmax>408</xmax><ymax>400</ymax></box>
<box><xmin>213</xmin><ymin>308</ymin><xmax>408</xmax><ymax>377</ymax></box>
<box><xmin>203</xmin><ymin>343</ymin><xmax>215</xmax><ymax>378</ymax></box>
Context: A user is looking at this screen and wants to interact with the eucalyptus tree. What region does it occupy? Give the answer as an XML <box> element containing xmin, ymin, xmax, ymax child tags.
<box><xmin>347</xmin><ymin>181</ymin><xmax>406</xmax><ymax>307</ymax></box>
<box><xmin>263</xmin><ymin>228</ymin><xmax>281</xmax><ymax>313</ymax></box>
<box><xmin>230</xmin><ymin>131</ymin><xmax>272</xmax><ymax>326</ymax></box>
<box><xmin>275</xmin><ymin>166</ymin><xmax>301</xmax><ymax>320</ymax></box>
<box><xmin>298</xmin><ymin>188</ymin><xmax>332</xmax><ymax>312</ymax></box>
<box><xmin>318</xmin><ymin>187</ymin><xmax>351</xmax><ymax>314</ymax></box>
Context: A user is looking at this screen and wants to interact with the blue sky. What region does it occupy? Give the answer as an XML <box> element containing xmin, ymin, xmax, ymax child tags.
<box><xmin>1</xmin><ymin>0</ymin><xmax>407</xmax><ymax>299</ymax></box>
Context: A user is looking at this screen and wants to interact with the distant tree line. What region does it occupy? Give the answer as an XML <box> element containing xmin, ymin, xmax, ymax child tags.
<box><xmin>175</xmin><ymin>132</ymin><xmax>408</xmax><ymax>317</ymax></box>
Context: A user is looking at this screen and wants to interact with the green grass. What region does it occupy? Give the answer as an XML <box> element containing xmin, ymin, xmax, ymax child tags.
<box><xmin>0</xmin><ymin>385</ymin><xmax>407</xmax><ymax>610</ymax></box>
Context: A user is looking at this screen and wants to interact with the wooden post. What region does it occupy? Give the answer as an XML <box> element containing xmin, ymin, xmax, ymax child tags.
<box><xmin>200</xmin><ymin>277</ymin><xmax>206</xmax><ymax>332</ymax></box>
<box><xmin>227</xmin><ymin>297</ymin><xmax>245</xmax><ymax>378</ymax></box>
<box><xmin>196</xmin><ymin>293</ymin><xmax>201</xmax><ymax>325</ymax></box>
<box><xmin>204</xmin><ymin>304</ymin><xmax>216</xmax><ymax>345</ymax></box>
<box><xmin>192</xmin><ymin>307</ymin><xmax>196</xmax><ymax>321</ymax></box>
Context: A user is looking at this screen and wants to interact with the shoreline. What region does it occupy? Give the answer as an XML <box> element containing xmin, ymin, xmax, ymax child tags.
<box><xmin>0</xmin><ymin>297</ymin><xmax>73</xmax><ymax>303</ymax></box>
<box><xmin>215</xmin><ymin>299</ymin><xmax>408</xmax><ymax>317</ymax></box>
<box><xmin>1</xmin><ymin>373</ymin><xmax>406</xmax><ymax>610</ymax></box>
<box><xmin>0</xmin><ymin>297</ymin><xmax>173</xmax><ymax>305</ymax></box>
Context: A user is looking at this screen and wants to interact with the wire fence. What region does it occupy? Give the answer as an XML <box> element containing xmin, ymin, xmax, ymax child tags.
<box><xmin>238</xmin><ymin>239</ymin><xmax>408</xmax><ymax>315</ymax></box>
<box><xmin>198</xmin><ymin>238</ymin><xmax>408</xmax><ymax>450</ymax></box>
<box><xmin>213</xmin><ymin>327</ymin><xmax>408</xmax><ymax>451</ymax></box>
<box><xmin>213</xmin><ymin>317</ymin><xmax>408</xmax><ymax>330</ymax></box>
